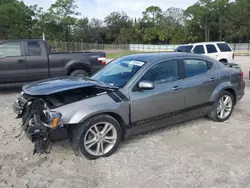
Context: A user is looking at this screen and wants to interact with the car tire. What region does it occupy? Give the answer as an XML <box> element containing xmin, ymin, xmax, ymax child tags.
<box><xmin>208</xmin><ymin>91</ymin><xmax>234</xmax><ymax>122</ymax></box>
<box><xmin>78</xmin><ymin>114</ymin><xmax>122</xmax><ymax>160</ymax></box>
<box><xmin>70</xmin><ymin>69</ymin><xmax>89</xmax><ymax>77</ymax></box>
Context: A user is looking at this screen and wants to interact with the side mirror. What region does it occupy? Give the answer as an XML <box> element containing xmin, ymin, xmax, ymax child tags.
<box><xmin>138</xmin><ymin>81</ymin><xmax>155</xmax><ymax>90</ymax></box>
<box><xmin>190</xmin><ymin>50</ymin><xmax>194</xmax><ymax>54</ymax></box>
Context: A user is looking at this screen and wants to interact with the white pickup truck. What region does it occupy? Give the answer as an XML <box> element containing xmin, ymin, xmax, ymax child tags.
<box><xmin>175</xmin><ymin>41</ymin><xmax>235</xmax><ymax>63</ymax></box>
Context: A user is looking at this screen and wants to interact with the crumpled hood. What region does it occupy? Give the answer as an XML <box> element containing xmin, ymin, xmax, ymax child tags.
<box><xmin>22</xmin><ymin>76</ymin><xmax>117</xmax><ymax>96</ymax></box>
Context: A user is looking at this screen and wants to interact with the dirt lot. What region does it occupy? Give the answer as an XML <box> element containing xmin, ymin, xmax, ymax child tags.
<box><xmin>0</xmin><ymin>56</ymin><xmax>250</xmax><ymax>188</ymax></box>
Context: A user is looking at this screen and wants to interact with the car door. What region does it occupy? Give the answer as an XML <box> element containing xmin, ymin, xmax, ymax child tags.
<box><xmin>25</xmin><ymin>41</ymin><xmax>49</xmax><ymax>81</ymax></box>
<box><xmin>129</xmin><ymin>59</ymin><xmax>185</xmax><ymax>132</ymax></box>
<box><xmin>181</xmin><ymin>58</ymin><xmax>220</xmax><ymax>109</ymax></box>
<box><xmin>0</xmin><ymin>41</ymin><xmax>27</xmax><ymax>84</ymax></box>
<box><xmin>205</xmin><ymin>44</ymin><xmax>218</xmax><ymax>60</ymax></box>
<box><xmin>192</xmin><ymin>45</ymin><xmax>205</xmax><ymax>55</ymax></box>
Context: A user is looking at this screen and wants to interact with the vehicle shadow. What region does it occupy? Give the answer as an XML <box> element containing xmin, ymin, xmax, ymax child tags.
<box><xmin>120</xmin><ymin>117</ymin><xmax>207</xmax><ymax>148</ymax></box>
<box><xmin>37</xmin><ymin>117</ymin><xmax>208</xmax><ymax>157</ymax></box>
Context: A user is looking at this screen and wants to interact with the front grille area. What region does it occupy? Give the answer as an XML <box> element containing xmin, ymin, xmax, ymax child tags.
<box><xmin>18</xmin><ymin>93</ymin><xmax>30</xmax><ymax>107</ymax></box>
<box><xmin>13</xmin><ymin>92</ymin><xmax>31</xmax><ymax>115</ymax></box>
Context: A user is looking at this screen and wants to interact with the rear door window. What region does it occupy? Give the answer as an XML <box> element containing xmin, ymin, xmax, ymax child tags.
<box><xmin>193</xmin><ymin>45</ymin><xmax>205</xmax><ymax>54</ymax></box>
<box><xmin>183</xmin><ymin>59</ymin><xmax>208</xmax><ymax>78</ymax></box>
<box><xmin>28</xmin><ymin>41</ymin><xmax>42</xmax><ymax>56</ymax></box>
<box><xmin>0</xmin><ymin>42</ymin><xmax>22</xmax><ymax>58</ymax></box>
<box><xmin>216</xmin><ymin>43</ymin><xmax>232</xmax><ymax>52</ymax></box>
<box><xmin>206</xmin><ymin>44</ymin><xmax>217</xmax><ymax>53</ymax></box>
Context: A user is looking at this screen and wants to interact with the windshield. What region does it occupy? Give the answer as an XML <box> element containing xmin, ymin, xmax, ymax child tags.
<box><xmin>175</xmin><ymin>45</ymin><xmax>193</xmax><ymax>53</ymax></box>
<box><xmin>91</xmin><ymin>57</ymin><xmax>146</xmax><ymax>88</ymax></box>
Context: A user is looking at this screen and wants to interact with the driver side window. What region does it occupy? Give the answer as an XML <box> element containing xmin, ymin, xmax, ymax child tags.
<box><xmin>141</xmin><ymin>60</ymin><xmax>179</xmax><ymax>85</ymax></box>
<box><xmin>0</xmin><ymin>42</ymin><xmax>22</xmax><ymax>58</ymax></box>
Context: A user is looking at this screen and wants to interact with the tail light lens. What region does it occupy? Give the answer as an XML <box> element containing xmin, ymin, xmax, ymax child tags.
<box><xmin>240</xmin><ymin>70</ymin><xmax>243</xmax><ymax>80</ymax></box>
<box><xmin>98</xmin><ymin>57</ymin><xmax>106</xmax><ymax>65</ymax></box>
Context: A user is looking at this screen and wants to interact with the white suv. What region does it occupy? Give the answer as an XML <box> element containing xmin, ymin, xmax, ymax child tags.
<box><xmin>175</xmin><ymin>41</ymin><xmax>235</xmax><ymax>63</ymax></box>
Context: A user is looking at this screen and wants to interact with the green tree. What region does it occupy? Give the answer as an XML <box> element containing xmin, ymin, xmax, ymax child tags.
<box><xmin>73</xmin><ymin>17</ymin><xmax>89</xmax><ymax>41</ymax></box>
<box><xmin>88</xmin><ymin>18</ymin><xmax>106</xmax><ymax>43</ymax></box>
<box><xmin>185</xmin><ymin>0</ymin><xmax>230</xmax><ymax>42</ymax></box>
<box><xmin>224</xmin><ymin>0</ymin><xmax>250</xmax><ymax>42</ymax></box>
<box><xmin>104</xmin><ymin>11</ymin><xmax>133</xmax><ymax>43</ymax></box>
<box><xmin>48</xmin><ymin>0</ymin><xmax>80</xmax><ymax>41</ymax></box>
<box><xmin>0</xmin><ymin>0</ymin><xmax>34</xmax><ymax>39</ymax></box>
<box><xmin>142</xmin><ymin>6</ymin><xmax>163</xmax><ymax>28</ymax></box>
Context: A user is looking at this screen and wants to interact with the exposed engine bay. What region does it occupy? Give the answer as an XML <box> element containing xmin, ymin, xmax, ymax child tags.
<box><xmin>14</xmin><ymin>86</ymin><xmax>111</xmax><ymax>155</ymax></box>
<box><xmin>42</xmin><ymin>87</ymin><xmax>109</xmax><ymax>108</ymax></box>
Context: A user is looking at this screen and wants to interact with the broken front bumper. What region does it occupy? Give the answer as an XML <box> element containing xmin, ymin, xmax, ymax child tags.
<box><xmin>13</xmin><ymin>94</ymin><xmax>69</xmax><ymax>154</ymax></box>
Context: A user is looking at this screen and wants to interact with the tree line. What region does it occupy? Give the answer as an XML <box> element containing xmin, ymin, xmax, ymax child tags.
<box><xmin>0</xmin><ymin>0</ymin><xmax>250</xmax><ymax>44</ymax></box>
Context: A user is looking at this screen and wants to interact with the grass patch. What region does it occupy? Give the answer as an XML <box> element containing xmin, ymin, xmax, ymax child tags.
<box><xmin>106</xmin><ymin>51</ymin><xmax>140</xmax><ymax>59</ymax></box>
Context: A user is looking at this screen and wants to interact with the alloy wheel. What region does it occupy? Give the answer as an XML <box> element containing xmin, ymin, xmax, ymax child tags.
<box><xmin>84</xmin><ymin>122</ymin><xmax>118</xmax><ymax>156</ymax></box>
<box><xmin>217</xmin><ymin>95</ymin><xmax>233</xmax><ymax>119</ymax></box>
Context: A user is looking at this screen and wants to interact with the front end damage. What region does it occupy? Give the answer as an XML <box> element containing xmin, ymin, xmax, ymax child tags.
<box><xmin>13</xmin><ymin>93</ymin><xmax>69</xmax><ymax>154</ymax></box>
<box><xmin>13</xmin><ymin>83</ymin><xmax>114</xmax><ymax>155</ymax></box>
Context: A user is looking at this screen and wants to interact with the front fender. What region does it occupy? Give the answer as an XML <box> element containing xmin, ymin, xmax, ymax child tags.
<box><xmin>55</xmin><ymin>94</ymin><xmax>130</xmax><ymax>126</ymax></box>
<box><xmin>69</xmin><ymin>102</ymin><xmax>130</xmax><ymax>125</ymax></box>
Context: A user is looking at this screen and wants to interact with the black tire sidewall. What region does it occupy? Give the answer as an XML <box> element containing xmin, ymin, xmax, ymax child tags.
<box><xmin>78</xmin><ymin>114</ymin><xmax>122</xmax><ymax>160</ymax></box>
<box><xmin>211</xmin><ymin>91</ymin><xmax>234</xmax><ymax>122</ymax></box>
<box><xmin>70</xmin><ymin>70</ymin><xmax>89</xmax><ymax>77</ymax></box>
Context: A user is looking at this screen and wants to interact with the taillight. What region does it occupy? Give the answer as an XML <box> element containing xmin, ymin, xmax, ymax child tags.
<box><xmin>233</xmin><ymin>53</ymin><xmax>235</xmax><ymax>60</ymax></box>
<box><xmin>98</xmin><ymin>57</ymin><xmax>106</xmax><ymax>65</ymax></box>
<box><xmin>240</xmin><ymin>70</ymin><xmax>243</xmax><ymax>80</ymax></box>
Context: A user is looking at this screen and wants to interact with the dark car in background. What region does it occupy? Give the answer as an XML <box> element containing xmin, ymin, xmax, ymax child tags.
<box><xmin>0</xmin><ymin>39</ymin><xmax>106</xmax><ymax>85</ymax></box>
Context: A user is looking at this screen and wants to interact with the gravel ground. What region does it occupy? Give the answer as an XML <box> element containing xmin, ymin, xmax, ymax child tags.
<box><xmin>1</xmin><ymin>56</ymin><xmax>250</xmax><ymax>188</ymax></box>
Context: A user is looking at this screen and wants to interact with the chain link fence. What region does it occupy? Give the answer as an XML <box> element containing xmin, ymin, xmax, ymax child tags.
<box><xmin>48</xmin><ymin>41</ymin><xmax>130</xmax><ymax>52</ymax></box>
<box><xmin>47</xmin><ymin>41</ymin><xmax>250</xmax><ymax>55</ymax></box>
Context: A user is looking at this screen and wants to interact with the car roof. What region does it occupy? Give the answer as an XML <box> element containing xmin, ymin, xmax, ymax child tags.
<box><xmin>189</xmin><ymin>41</ymin><xmax>227</xmax><ymax>45</ymax></box>
<box><xmin>178</xmin><ymin>41</ymin><xmax>228</xmax><ymax>46</ymax></box>
<box><xmin>119</xmin><ymin>52</ymin><xmax>211</xmax><ymax>62</ymax></box>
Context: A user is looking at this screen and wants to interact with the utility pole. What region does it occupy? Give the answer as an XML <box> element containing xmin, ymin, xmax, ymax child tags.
<box><xmin>141</xmin><ymin>28</ymin><xmax>144</xmax><ymax>44</ymax></box>
<box><xmin>205</xmin><ymin>10</ymin><xmax>208</xmax><ymax>41</ymax></box>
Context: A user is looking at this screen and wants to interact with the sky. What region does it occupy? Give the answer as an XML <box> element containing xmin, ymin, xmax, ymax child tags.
<box><xmin>22</xmin><ymin>0</ymin><xmax>197</xmax><ymax>19</ymax></box>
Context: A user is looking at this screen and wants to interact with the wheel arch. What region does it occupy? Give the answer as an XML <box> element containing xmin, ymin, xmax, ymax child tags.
<box><xmin>210</xmin><ymin>83</ymin><xmax>236</xmax><ymax>105</ymax></box>
<box><xmin>219</xmin><ymin>58</ymin><xmax>228</xmax><ymax>63</ymax></box>
<box><xmin>69</xmin><ymin>111</ymin><xmax>127</xmax><ymax>155</ymax></box>
<box><xmin>70</xmin><ymin>110</ymin><xmax>128</xmax><ymax>135</ymax></box>
<box><xmin>223</xmin><ymin>88</ymin><xmax>236</xmax><ymax>105</ymax></box>
<box><xmin>66</xmin><ymin>60</ymin><xmax>91</xmax><ymax>76</ymax></box>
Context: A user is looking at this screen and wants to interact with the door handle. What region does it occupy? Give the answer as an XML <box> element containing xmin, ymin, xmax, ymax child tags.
<box><xmin>18</xmin><ymin>60</ymin><xmax>25</xmax><ymax>64</ymax></box>
<box><xmin>210</xmin><ymin>77</ymin><xmax>215</xmax><ymax>81</ymax></box>
<box><xmin>172</xmin><ymin>86</ymin><xmax>181</xmax><ymax>91</ymax></box>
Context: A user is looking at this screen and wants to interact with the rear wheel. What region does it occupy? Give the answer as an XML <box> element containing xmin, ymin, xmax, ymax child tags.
<box><xmin>78</xmin><ymin>114</ymin><xmax>122</xmax><ymax>160</ymax></box>
<box><xmin>70</xmin><ymin>69</ymin><xmax>89</xmax><ymax>77</ymax></box>
<box><xmin>208</xmin><ymin>91</ymin><xmax>234</xmax><ymax>122</ymax></box>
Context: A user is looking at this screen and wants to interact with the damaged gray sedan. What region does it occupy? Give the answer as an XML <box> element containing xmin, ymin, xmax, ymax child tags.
<box><xmin>13</xmin><ymin>53</ymin><xmax>245</xmax><ymax>159</ymax></box>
